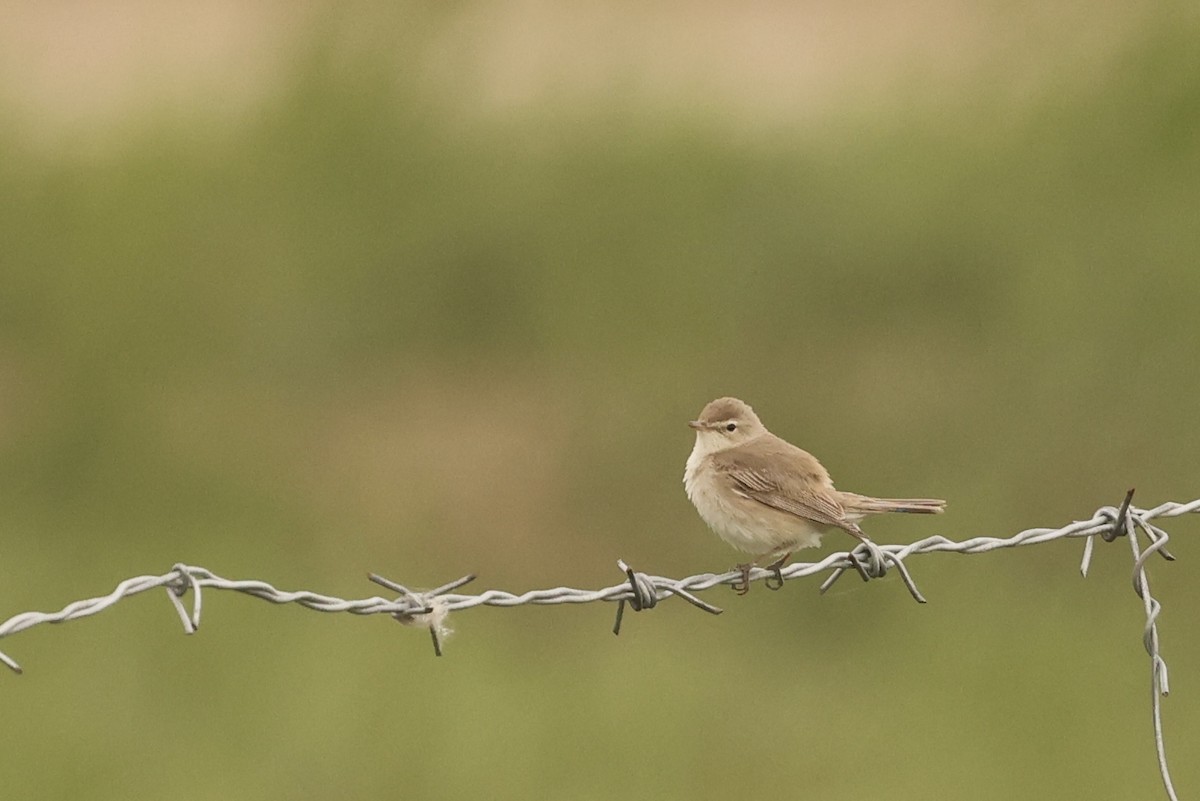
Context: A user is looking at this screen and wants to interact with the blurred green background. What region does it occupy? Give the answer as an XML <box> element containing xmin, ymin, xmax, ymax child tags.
<box><xmin>2</xmin><ymin>3</ymin><xmax>1198</xmax><ymax>799</ymax></box>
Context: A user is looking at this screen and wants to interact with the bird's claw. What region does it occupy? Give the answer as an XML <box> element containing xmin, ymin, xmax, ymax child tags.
<box><xmin>764</xmin><ymin>552</ymin><xmax>790</xmax><ymax>591</ymax></box>
<box><xmin>732</xmin><ymin>563</ymin><xmax>752</xmax><ymax>595</ymax></box>
<box><xmin>764</xmin><ymin>565</ymin><xmax>785</xmax><ymax>591</ymax></box>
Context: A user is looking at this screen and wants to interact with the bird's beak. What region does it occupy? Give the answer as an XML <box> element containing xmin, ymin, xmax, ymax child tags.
<box><xmin>688</xmin><ymin>420</ymin><xmax>704</xmax><ymax>430</ymax></box>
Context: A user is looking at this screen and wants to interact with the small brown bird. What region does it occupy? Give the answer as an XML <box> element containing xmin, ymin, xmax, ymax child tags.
<box><xmin>684</xmin><ymin>397</ymin><xmax>945</xmax><ymax>594</ymax></box>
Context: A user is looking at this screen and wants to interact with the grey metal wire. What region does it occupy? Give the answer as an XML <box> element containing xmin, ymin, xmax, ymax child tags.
<box><xmin>0</xmin><ymin>492</ymin><xmax>1193</xmax><ymax>799</ymax></box>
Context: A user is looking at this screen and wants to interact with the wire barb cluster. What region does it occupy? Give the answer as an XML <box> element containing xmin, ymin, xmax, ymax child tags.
<box><xmin>0</xmin><ymin>493</ymin><xmax>1193</xmax><ymax>799</ymax></box>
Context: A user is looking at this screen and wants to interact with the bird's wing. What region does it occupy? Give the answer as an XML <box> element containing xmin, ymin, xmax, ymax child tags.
<box><xmin>715</xmin><ymin>436</ymin><xmax>855</xmax><ymax>531</ymax></box>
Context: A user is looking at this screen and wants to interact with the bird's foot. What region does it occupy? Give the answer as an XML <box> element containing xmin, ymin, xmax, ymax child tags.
<box><xmin>764</xmin><ymin>553</ymin><xmax>791</xmax><ymax>591</ymax></box>
<box><xmin>732</xmin><ymin>563</ymin><xmax>752</xmax><ymax>595</ymax></box>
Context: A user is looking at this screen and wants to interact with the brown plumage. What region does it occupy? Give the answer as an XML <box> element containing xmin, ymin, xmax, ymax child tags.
<box><xmin>684</xmin><ymin>396</ymin><xmax>945</xmax><ymax>593</ymax></box>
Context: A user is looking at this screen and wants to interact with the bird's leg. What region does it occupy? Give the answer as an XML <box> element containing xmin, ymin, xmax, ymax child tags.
<box><xmin>732</xmin><ymin>563</ymin><xmax>753</xmax><ymax>595</ymax></box>
<box><xmin>764</xmin><ymin>552</ymin><xmax>791</xmax><ymax>591</ymax></box>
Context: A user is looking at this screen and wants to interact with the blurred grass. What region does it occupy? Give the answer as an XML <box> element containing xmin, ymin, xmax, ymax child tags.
<box><xmin>1</xmin><ymin>5</ymin><xmax>1199</xmax><ymax>800</ymax></box>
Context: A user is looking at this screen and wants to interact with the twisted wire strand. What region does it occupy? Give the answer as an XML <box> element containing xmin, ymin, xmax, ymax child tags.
<box><xmin>0</xmin><ymin>494</ymin><xmax>1193</xmax><ymax>798</ymax></box>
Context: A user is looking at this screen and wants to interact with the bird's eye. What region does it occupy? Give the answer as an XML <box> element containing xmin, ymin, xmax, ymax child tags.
<box><xmin>725</xmin><ymin>422</ymin><xmax>737</xmax><ymax>432</ymax></box>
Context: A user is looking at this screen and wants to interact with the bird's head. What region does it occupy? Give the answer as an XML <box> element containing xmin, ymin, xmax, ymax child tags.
<box><xmin>688</xmin><ymin>396</ymin><xmax>767</xmax><ymax>455</ymax></box>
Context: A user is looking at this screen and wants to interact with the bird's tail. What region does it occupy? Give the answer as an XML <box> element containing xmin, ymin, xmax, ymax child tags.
<box><xmin>840</xmin><ymin>494</ymin><xmax>946</xmax><ymax>515</ymax></box>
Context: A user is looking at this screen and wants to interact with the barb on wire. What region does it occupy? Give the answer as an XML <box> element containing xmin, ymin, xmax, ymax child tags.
<box><xmin>366</xmin><ymin>572</ymin><xmax>477</xmax><ymax>656</ymax></box>
<box><xmin>1095</xmin><ymin>489</ymin><xmax>1180</xmax><ymax>801</ymax></box>
<box><xmin>611</xmin><ymin>558</ymin><xmax>723</xmax><ymax>635</ymax></box>
<box><xmin>0</xmin><ymin>494</ymin><xmax>1194</xmax><ymax>799</ymax></box>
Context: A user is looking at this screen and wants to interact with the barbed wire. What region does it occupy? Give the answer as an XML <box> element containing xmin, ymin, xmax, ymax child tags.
<box><xmin>0</xmin><ymin>490</ymin><xmax>1193</xmax><ymax>799</ymax></box>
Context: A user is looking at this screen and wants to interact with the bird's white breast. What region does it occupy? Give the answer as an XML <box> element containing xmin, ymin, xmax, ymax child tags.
<box><xmin>684</xmin><ymin>439</ymin><xmax>825</xmax><ymax>557</ymax></box>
